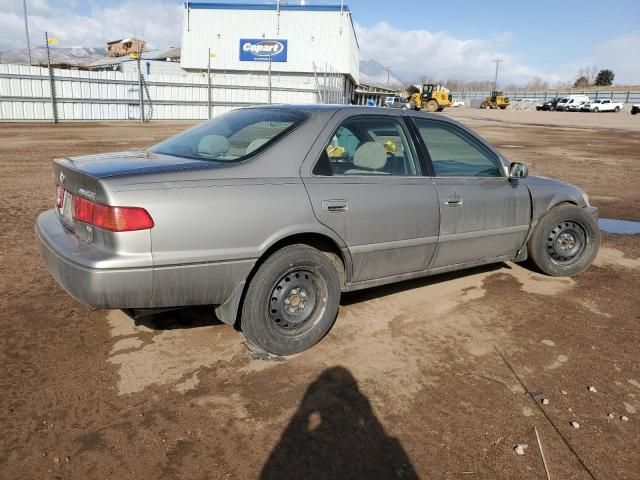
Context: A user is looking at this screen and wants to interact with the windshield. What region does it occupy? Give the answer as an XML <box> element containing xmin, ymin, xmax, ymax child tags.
<box><xmin>150</xmin><ymin>108</ymin><xmax>307</xmax><ymax>162</ymax></box>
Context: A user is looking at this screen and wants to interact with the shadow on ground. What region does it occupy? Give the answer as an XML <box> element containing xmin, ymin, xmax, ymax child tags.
<box><xmin>260</xmin><ymin>366</ymin><xmax>419</xmax><ymax>480</ymax></box>
<box><xmin>123</xmin><ymin>305</ymin><xmax>224</xmax><ymax>331</ymax></box>
<box><xmin>121</xmin><ymin>262</ymin><xmax>515</xmax><ymax>334</ymax></box>
<box><xmin>341</xmin><ymin>262</ymin><xmax>509</xmax><ymax>305</ymax></box>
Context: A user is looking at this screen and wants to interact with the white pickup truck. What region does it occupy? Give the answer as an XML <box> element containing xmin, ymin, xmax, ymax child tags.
<box><xmin>581</xmin><ymin>99</ymin><xmax>624</xmax><ymax>112</ymax></box>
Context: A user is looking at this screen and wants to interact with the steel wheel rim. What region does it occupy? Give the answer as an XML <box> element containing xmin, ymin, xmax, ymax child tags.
<box><xmin>546</xmin><ymin>221</ymin><xmax>587</xmax><ymax>265</ymax></box>
<box><xmin>268</xmin><ymin>269</ymin><xmax>327</xmax><ymax>335</ymax></box>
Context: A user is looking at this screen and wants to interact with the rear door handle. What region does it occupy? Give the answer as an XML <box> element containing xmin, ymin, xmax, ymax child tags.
<box><xmin>322</xmin><ymin>199</ymin><xmax>348</xmax><ymax>212</ymax></box>
<box><xmin>444</xmin><ymin>196</ymin><xmax>463</xmax><ymax>207</ymax></box>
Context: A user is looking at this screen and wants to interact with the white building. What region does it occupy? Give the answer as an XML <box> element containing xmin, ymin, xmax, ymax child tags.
<box><xmin>180</xmin><ymin>2</ymin><xmax>359</xmax><ymax>105</ymax></box>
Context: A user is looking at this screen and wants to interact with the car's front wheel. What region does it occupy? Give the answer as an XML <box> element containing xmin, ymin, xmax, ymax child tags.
<box><xmin>241</xmin><ymin>244</ymin><xmax>341</xmax><ymax>355</ymax></box>
<box><xmin>528</xmin><ymin>204</ymin><xmax>600</xmax><ymax>277</ymax></box>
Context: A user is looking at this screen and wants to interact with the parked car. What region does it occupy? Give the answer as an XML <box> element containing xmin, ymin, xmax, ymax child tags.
<box><xmin>36</xmin><ymin>105</ymin><xmax>600</xmax><ymax>355</ymax></box>
<box><xmin>536</xmin><ymin>98</ymin><xmax>561</xmax><ymax>111</ymax></box>
<box><xmin>556</xmin><ymin>95</ymin><xmax>590</xmax><ymax>111</ymax></box>
<box><xmin>632</xmin><ymin>104</ymin><xmax>640</xmax><ymax>115</ymax></box>
<box><xmin>568</xmin><ymin>100</ymin><xmax>589</xmax><ymax>111</ymax></box>
<box><xmin>452</xmin><ymin>99</ymin><xmax>465</xmax><ymax>107</ymax></box>
<box><xmin>582</xmin><ymin>99</ymin><xmax>624</xmax><ymax>112</ymax></box>
<box><xmin>384</xmin><ymin>96</ymin><xmax>406</xmax><ymax>109</ymax></box>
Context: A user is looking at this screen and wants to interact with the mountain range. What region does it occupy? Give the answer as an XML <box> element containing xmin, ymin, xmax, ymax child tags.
<box><xmin>0</xmin><ymin>47</ymin><xmax>405</xmax><ymax>88</ymax></box>
<box><xmin>358</xmin><ymin>59</ymin><xmax>405</xmax><ymax>88</ymax></box>
<box><xmin>0</xmin><ymin>47</ymin><xmax>104</xmax><ymax>65</ymax></box>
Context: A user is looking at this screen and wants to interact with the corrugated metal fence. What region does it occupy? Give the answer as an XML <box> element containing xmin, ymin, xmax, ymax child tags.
<box><xmin>0</xmin><ymin>64</ymin><xmax>331</xmax><ymax>121</ymax></box>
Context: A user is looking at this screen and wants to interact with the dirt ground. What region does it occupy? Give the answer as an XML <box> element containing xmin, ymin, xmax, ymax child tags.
<box><xmin>1</xmin><ymin>110</ymin><xmax>639</xmax><ymax>480</ymax></box>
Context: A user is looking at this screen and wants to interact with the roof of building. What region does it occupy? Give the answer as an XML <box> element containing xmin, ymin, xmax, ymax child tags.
<box><xmin>185</xmin><ymin>2</ymin><xmax>350</xmax><ymax>12</ymax></box>
<box><xmin>106</xmin><ymin>38</ymin><xmax>140</xmax><ymax>45</ymax></box>
<box><xmin>89</xmin><ymin>49</ymin><xmax>180</xmax><ymax>67</ymax></box>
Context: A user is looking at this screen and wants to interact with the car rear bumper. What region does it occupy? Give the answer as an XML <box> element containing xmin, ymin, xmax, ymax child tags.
<box><xmin>36</xmin><ymin>210</ymin><xmax>154</xmax><ymax>308</ymax></box>
<box><xmin>36</xmin><ymin>210</ymin><xmax>255</xmax><ymax>310</ymax></box>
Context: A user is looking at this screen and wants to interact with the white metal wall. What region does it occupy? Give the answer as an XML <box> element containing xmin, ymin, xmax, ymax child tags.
<box><xmin>181</xmin><ymin>4</ymin><xmax>359</xmax><ymax>83</ymax></box>
<box><xmin>0</xmin><ymin>63</ymin><xmax>348</xmax><ymax>121</ymax></box>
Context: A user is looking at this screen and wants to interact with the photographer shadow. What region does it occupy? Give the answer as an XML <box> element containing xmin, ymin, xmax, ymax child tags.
<box><xmin>260</xmin><ymin>366</ymin><xmax>419</xmax><ymax>480</ymax></box>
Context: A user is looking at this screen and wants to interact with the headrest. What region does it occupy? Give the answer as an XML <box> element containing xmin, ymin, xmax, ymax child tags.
<box><xmin>353</xmin><ymin>142</ymin><xmax>387</xmax><ymax>170</ymax></box>
<box><xmin>197</xmin><ymin>135</ymin><xmax>229</xmax><ymax>157</ymax></box>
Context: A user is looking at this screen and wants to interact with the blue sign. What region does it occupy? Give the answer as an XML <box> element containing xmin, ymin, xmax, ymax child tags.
<box><xmin>239</xmin><ymin>39</ymin><xmax>288</xmax><ymax>62</ymax></box>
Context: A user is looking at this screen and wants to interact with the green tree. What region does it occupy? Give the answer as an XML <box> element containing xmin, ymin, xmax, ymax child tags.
<box><xmin>594</xmin><ymin>69</ymin><xmax>615</xmax><ymax>86</ymax></box>
<box><xmin>573</xmin><ymin>75</ymin><xmax>590</xmax><ymax>88</ymax></box>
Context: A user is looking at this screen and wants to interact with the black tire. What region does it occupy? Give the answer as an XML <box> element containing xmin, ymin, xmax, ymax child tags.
<box><xmin>615</xmin><ymin>106</ymin><xmax>620</xmax><ymax>112</ymax></box>
<box><xmin>528</xmin><ymin>204</ymin><xmax>600</xmax><ymax>277</ymax></box>
<box><xmin>241</xmin><ymin>244</ymin><xmax>341</xmax><ymax>355</ymax></box>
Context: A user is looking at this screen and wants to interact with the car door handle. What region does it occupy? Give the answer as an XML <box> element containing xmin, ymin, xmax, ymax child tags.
<box><xmin>322</xmin><ymin>199</ymin><xmax>348</xmax><ymax>212</ymax></box>
<box><xmin>444</xmin><ymin>196</ymin><xmax>463</xmax><ymax>207</ymax></box>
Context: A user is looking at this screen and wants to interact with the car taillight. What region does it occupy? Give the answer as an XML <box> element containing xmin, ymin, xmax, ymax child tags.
<box><xmin>71</xmin><ymin>194</ymin><xmax>154</xmax><ymax>231</ymax></box>
<box><xmin>93</xmin><ymin>204</ymin><xmax>154</xmax><ymax>232</ymax></box>
<box><xmin>55</xmin><ymin>185</ymin><xmax>64</xmax><ymax>208</ymax></box>
<box><xmin>73</xmin><ymin>195</ymin><xmax>94</xmax><ymax>223</ymax></box>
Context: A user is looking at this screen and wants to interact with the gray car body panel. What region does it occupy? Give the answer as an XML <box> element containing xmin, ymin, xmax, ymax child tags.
<box><xmin>36</xmin><ymin>105</ymin><xmax>594</xmax><ymax>323</ymax></box>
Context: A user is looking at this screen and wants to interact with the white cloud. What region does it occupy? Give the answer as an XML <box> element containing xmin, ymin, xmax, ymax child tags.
<box><xmin>584</xmin><ymin>31</ymin><xmax>640</xmax><ymax>85</ymax></box>
<box><xmin>0</xmin><ymin>0</ymin><xmax>183</xmax><ymax>51</ymax></box>
<box><xmin>354</xmin><ymin>22</ymin><xmax>561</xmax><ymax>86</ymax></box>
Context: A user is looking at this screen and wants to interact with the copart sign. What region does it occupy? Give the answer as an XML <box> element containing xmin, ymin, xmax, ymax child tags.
<box><xmin>239</xmin><ymin>39</ymin><xmax>288</xmax><ymax>62</ymax></box>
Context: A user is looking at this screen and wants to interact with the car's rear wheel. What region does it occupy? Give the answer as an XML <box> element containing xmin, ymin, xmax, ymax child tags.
<box><xmin>615</xmin><ymin>106</ymin><xmax>620</xmax><ymax>112</ymax></box>
<box><xmin>528</xmin><ymin>204</ymin><xmax>600</xmax><ymax>277</ymax></box>
<box><xmin>241</xmin><ymin>244</ymin><xmax>341</xmax><ymax>355</ymax></box>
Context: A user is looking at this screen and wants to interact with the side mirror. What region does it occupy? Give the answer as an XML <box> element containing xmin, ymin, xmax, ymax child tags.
<box><xmin>509</xmin><ymin>162</ymin><xmax>528</xmax><ymax>179</ymax></box>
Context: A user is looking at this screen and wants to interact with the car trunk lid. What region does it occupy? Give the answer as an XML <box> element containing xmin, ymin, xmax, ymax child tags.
<box><xmin>53</xmin><ymin>150</ymin><xmax>209</xmax><ymax>242</ymax></box>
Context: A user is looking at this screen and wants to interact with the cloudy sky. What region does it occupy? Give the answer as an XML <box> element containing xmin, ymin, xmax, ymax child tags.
<box><xmin>1</xmin><ymin>0</ymin><xmax>638</xmax><ymax>85</ymax></box>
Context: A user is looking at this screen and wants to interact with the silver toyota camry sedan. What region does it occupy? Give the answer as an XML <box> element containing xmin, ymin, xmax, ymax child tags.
<box><xmin>36</xmin><ymin>105</ymin><xmax>600</xmax><ymax>355</ymax></box>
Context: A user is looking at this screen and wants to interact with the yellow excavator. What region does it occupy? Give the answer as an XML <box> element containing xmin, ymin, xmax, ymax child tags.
<box><xmin>480</xmin><ymin>91</ymin><xmax>510</xmax><ymax>109</ymax></box>
<box><xmin>404</xmin><ymin>83</ymin><xmax>453</xmax><ymax>112</ymax></box>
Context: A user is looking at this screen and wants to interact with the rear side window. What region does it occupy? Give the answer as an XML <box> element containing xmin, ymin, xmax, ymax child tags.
<box><xmin>151</xmin><ymin>108</ymin><xmax>307</xmax><ymax>162</ymax></box>
<box><xmin>414</xmin><ymin>119</ymin><xmax>503</xmax><ymax>177</ymax></box>
<box><xmin>314</xmin><ymin>116</ymin><xmax>421</xmax><ymax>176</ymax></box>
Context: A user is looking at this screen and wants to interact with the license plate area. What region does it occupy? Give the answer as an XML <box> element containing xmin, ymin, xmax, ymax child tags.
<box><xmin>56</xmin><ymin>187</ymin><xmax>75</xmax><ymax>228</ymax></box>
<box><xmin>56</xmin><ymin>186</ymin><xmax>93</xmax><ymax>242</ymax></box>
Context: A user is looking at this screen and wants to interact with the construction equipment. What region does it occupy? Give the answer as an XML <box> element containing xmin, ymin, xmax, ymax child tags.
<box><xmin>404</xmin><ymin>83</ymin><xmax>453</xmax><ymax>112</ymax></box>
<box><xmin>480</xmin><ymin>91</ymin><xmax>511</xmax><ymax>109</ymax></box>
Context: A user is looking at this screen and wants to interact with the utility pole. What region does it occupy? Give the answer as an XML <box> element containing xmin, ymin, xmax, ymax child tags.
<box><xmin>22</xmin><ymin>0</ymin><xmax>32</xmax><ymax>65</ymax></box>
<box><xmin>385</xmin><ymin>67</ymin><xmax>392</xmax><ymax>88</ymax></box>
<box><xmin>493</xmin><ymin>58</ymin><xmax>503</xmax><ymax>90</ymax></box>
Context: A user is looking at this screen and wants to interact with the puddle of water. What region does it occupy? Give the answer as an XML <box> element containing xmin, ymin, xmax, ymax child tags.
<box><xmin>598</xmin><ymin>218</ymin><xmax>640</xmax><ymax>235</ymax></box>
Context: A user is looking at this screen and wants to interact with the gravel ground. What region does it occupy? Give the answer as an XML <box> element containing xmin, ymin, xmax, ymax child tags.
<box><xmin>1</xmin><ymin>111</ymin><xmax>639</xmax><ymax>479</ymax></box>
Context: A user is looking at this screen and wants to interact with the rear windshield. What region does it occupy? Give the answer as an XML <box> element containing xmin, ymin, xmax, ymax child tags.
<box><xmin>150</xmin><ymin>108</ymin><xmax>307</xmax><ymax>162</ymax></box>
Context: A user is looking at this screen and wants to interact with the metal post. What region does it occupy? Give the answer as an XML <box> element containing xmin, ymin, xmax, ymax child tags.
<box><xmin>22</xmin><ymin>0</ymin><xmax>32</xmax><ymax>65</ymax></box>
<box><xmin>493</xmin><ymin>59</ymin><xmax>502</xmax><ymax>89</ymax></box>
<box><xmin>45</xmin><ymin>32</ymin><xmax>57</xmax><ymax>123</ymax></box>
<box><xmin>268</xmin><ymin>54</ymin><xmax>272</xmax><ymax>104</ymax></box>
<box><xmin>207</xmin><ymin>48</ymin><xmax>212</xmax><ymax>118</ymax></box>
<box><xmin>137</xmin><ymin>55</ymin><xmax>144</xmax><ymax>123</ymax></box>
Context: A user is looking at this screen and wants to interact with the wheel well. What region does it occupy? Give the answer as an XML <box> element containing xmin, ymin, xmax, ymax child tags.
<box><xmin>261</xmin><ymin>233</ymin><xmax>346</xmax><ymax>282</ymax></box>
<box><xmin>231</xmin><ymin>233</ymin><xmax>348</xmax><ymax>329</ymax></box>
